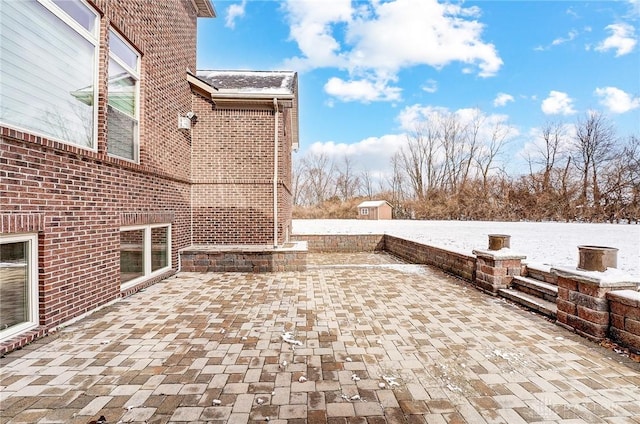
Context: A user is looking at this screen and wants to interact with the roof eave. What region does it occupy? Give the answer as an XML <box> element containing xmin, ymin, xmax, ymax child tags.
<box><xmin>211</xmin><ymin>92</ymin><xmax>295</xmax><ymax>100</ymax></box>
<box><xmin>187</xmin><ymin>73</ymin><xmax>299</xmax><ymax>148</ymax></box>
<box><xmin>193</xmin><ymin>0</ymin><xmax>216</xmax><ymax>17</ymax></box>
<box><xmin>188</xmin><ymin>72</ymin><xmax>294</xmax><ymax>100</ymax></box>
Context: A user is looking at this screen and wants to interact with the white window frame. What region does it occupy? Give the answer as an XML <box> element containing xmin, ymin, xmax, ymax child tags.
<box><xmin>0</xmin><ymin>0</ymin><xmax>100</xmax><ymax>150</ymax></box>
<box><xmin>119</xmin><ymin>224</ymin><xmax>171</xmax><ymax>290</ymax></box>
<box><xmin>360</xmin><ymin>208</ymin><xmax>369</xmax><ymax>215</ymax></box>
<box><xmin>107</xmin><ymin>29</ymin><xmax>141</xmax><ymax>163</ymax></box>
<box><xmin>0</xmin><ymin>234</ymin><xmax>39</xmax><ymax>342</ymax></box>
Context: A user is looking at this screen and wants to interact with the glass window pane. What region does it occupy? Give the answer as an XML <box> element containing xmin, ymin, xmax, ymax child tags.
<box><xmin>0</xmin><ymin>242</ymin><xmax>29</xmax><ymax>331</ymax></box>
<box><xmin>120</xmin><ymin>229</ymin><xmax>145</xmax><ymax>283</ymax></box>
<box><xmin>108</xmin><ymin>59</ymin><xmax>136</xmax><ymax>116</ymax></box>
<box><xmin>151</xmin><ymin>227</ymin><xmax>168</xmax><ymax>272</ymax></box>
<box><xmin>109</xmin><ymin>30</ymin><xmax>138</xmax><ymax>71</ymax></box>
<box><xmin>52</xmin><ymin>0</ymin><xmax>98</xmax><ymax>34</ymax></box>
<box><xmin>107</xmin><ymin>54</ymin><xmax>138</xmax><ymax>161</ymax></box>
<box><xmin>0</xmin><ymin>1</ymin><xmax>96</xmax><ymax>147</ymax></box>
<box><xmin>107</xmin><ymin>105</ymin><xmax>137</xmax><ymax>160</ymax></box>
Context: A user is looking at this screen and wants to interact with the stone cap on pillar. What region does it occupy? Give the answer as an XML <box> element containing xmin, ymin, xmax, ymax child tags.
<box><xmin>473</xmin><ymin>248</ymin><xmax>526</xmax><ymax>260</ymax></box>
<box><xmin>552</xmin><ymin>266</ymin><xmax>640</xmax><ymax>288</ymax></box>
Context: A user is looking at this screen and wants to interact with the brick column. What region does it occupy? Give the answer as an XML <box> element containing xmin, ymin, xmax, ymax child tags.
<box><xmin>473</xmin><ymin>249</ymin><xmax>526</xmax><ymax>295</ymax></box>
<box><xmin>553</xmin><ymin>266</ymin><xmax>640</xmax><ymax>342</ymax></box>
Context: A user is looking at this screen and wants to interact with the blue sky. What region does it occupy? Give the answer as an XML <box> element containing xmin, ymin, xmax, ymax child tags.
<box><xmin>197</xmin><ymin>0</ymin><xmax>640</xmax><ymax>178</ymax></box>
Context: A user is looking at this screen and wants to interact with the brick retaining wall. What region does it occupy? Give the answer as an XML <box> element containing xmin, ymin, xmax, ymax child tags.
<box><xmin>553</xmin><ymin>267</ymin><xmax>640</xmax><ymax>342</ymax></box>
<box><xmin>291</xmin><ymin>234</ymin><xmax>385</xmax><ymax>253</ymax></box>
<box><xmin>292</xmin><ymin>233</ymin><xmax>640</xmax><ymax>355</ymax></box>
<box><xmin>290</xmin><ymin>234</ymin><xmax>474</xmax><ymax>282</ymax></box>
<box><xmin>383</xmin><ymin>235</ymin><xmax>476</xmax><ymax>282</ymax></box>
<box><xmin>607</xmin><ymin>290</ymin><xmax>640</xmax><ymax>353</ymax></box>
<box><xmin>180</xmin><ymin>243</ymin><xmax>307</xmax><ymax>272</ymax></box>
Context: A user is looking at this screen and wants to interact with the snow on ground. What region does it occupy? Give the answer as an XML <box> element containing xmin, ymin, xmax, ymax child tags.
<box><xmin>293</xmin><ymin>219</ymin><xmax>640</xmax><ymax>276</ymax></box>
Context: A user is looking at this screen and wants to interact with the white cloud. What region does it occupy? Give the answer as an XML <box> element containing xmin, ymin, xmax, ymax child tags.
<box><xmin>282</xmin><ymin>0</ymin><xmax>502</xmax><ymax>103</ymax></box>
<box><xmin>535</xmin><ymin>29</ymin><xmax>581</xmax><ymax>51</ymax></box>
<box><xmin>493</xmin><ymin>93</ymin><xmax>514</xmax><ymax>107</ymax></box>
<box><xmin>566</xmin><ymin>7</ymin><xmax>580</xmax><ymax>19</ymax></box>
<box><xmin>397</xmin><ymin>104</ymin><xmax>449</xmax><ymax>131</ymax></box>
<box><xmin>307</xmin><ymin>134</ymin><xmax>406</xmax><ymax>177</ymax></box>
<box><xmin>324</xmin><ymin>77</ymin><xmax>402</xmax><ymax>102</ymax></box>
<box><xmin>421</xmin><ymin>79</ymin><xmax>438</xmax><ymax>94</ymax></box>
<box><xmin>628</xmin><ymin>0</ymin><xmax>640</xmax><ymax>17</ymax></box>
<box><xmin>552</xmin><ymin>29</ymin><xmax>578</xmax><ymax>46</ymax></box>
<box><xmin>541</xmin><ymin>91</ymin><xmax>576</xmax><ymax>115</ymax></box>
<box><xmin>225</xmin><ymin>0</ymin><xmax>247</xmax><ymax>29</ymax></box>
<box><xmin>281</xmin><ymin>0</ymin><xmax>352</xmax><ymax>71</ymax></box>
<box><xmin>594</xmin><ymin>86</ymin><xmax>640</xmax><ymax>113</ymax></box>
<box><xmin>595</xmin><ymin>23</ymin><xmax>637</xmax><ymax>56</ymax></box>
<box><xmin>344</xmin><ymin>0</ymin><xmax>502</xmax><ymax>77</ymax></box>
<box><xmin>397</xmin><ymin>105</ymin><xmax>518</xmax><ymax>139</ymax></box>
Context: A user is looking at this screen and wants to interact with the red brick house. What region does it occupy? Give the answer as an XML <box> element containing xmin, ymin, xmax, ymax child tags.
<box><xmin>188</xmin><ymin>70</ymin><xmax>298</xmax><ymax>246</ymax></box>
<box><xmin>0</xmin><ymin>1</ymin><xmax>300</xmax><ymax>353</ymax></box>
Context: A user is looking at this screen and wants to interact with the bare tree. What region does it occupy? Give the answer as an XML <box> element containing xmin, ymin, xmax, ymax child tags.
<box><xmin>335</xmin><ymin>155</ymin><xmax>361</xmax><ymax>201</ymax></box>
<box><xmin>398</xmin><ymin>119</ymin><xmax>445</xmax><ymax>200</ymax></box>
<box><xmin>399</xmin><ymin>125</ymin><xmax>429</xmax><ymax>200</ymax></box>
<box><xmin>440</xmin><ymin>111</ymin><xmax>469</xmax><ymax>193</ymax></box>
<box><xmin>461</xmin><ymin>109</ymin><xmax>484</xmax><ymax>188</ymax></box>
<box><xmin>389</xmin><ymin>152</ymin><xmax>410</xmax><ymax>217</ymax></box>
<box><xmin>625</xmin><ymin>135</ymin><xmax>640</xmax><ymax>223</ymax></box>
<box><xmin>603</xmin><ymin>135</ymin><xmax>640</xmax><ymax>223</ymax></box>
<box><xmin>526</xmin><ymin>121</ymin><xmax>567</xmax><ymax>192</ymax></box>
<box><xmin>360</xmin><ymin>168</ymin><xmax>375</xmax><ymax>199</ymax></box>
<box><xmin>475</xmin><ymin>116</ymin><xmax>512</xmax><ymax>191</ymax></box>
<box><xmin>292</xmin><ymin>156</ymin><xmax>306</xmax><ymax>206</ymax></box>
<box><xmin>293</xmin><ymin>151</ymin><xmax>336</xmax><ymax>206</ymax></box>
<box><xmin>573</xmin><ymin>111</ymin><xmax>617</xmax><ymax>219</ymax></box>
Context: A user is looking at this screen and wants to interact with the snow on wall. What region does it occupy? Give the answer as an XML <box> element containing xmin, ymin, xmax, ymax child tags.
<box><xmin>293</xmin><ymin>219</ymin><xmax>640</xmax><ymax>276</ymax></box>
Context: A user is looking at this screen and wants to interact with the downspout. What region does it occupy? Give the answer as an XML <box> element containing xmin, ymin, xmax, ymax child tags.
<box><xmin>273</xmin><ymin>98</ymin><xmax>279</xmax><ymax>248</ymax></box>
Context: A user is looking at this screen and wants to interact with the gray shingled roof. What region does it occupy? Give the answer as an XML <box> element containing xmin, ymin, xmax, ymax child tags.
<box><xmin>195</xmin><ymin>70</ymin><xmax>296</xmax><ymax>96</ymax></box>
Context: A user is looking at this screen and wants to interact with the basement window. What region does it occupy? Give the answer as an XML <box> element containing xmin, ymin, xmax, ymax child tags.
<box><xmin>120</xmin><ymin>224</ymin><xmax>170</xmax><ymax>289</ymax></box>
<box><xmin>0</xmin><ymin>234</ymin><xmax>39</xmax><ymax>342</ymax></box>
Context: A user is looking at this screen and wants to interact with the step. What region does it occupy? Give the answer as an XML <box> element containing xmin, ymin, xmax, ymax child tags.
<box><xmin>511</xmin><ymin>275</ymin><xmax>558</xmax><ymax>302</ymax></box>
<box><xmin>498</xmin><ymin>288</ymin><xmax>557</xmax><ymax>319</ymax></box>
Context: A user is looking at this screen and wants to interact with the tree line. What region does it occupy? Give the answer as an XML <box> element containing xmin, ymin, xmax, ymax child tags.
<box><xmin>293</xmin><ymin>109</ymin><xmax>640</xmax><ymax>223</ymax></box>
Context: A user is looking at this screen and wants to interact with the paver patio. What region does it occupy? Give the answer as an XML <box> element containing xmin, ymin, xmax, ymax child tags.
<box><xmin>1</xmin><ymin>252</ymin><xmax>639</xmax><ymax>423</ymax></box>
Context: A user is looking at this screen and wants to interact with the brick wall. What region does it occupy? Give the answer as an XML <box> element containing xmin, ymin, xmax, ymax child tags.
<box><xmin>607</xmin><ymin>290</ymin><xmax>640</xmax><ymax>354</ymax></box>
<box><xmin>190</xmin><ymin>97</ymin><xmax>293</xmax><ymax>245</ymax></box>
<box><xmin>96</xmin><ymin>0</ymin><xmax>198</xmax><ymax>179</ymax></box>
<box><xmin>554</xmin><ymin>267</ymin><xmax>640</xmax><ymax>342</ymax></box>
<box><xmin>1</xmin><ymin>0</ymin><xmax>203</xmax><ymax>347</ymax></box>
<box><xmin>180</xmin><ymin>243</ymin><xmax>307</xmax><ymax>272</ymax></box>
<box><xmin>384</xmin><ymin>235</ymin><xmax>476</xmax><ymax>282</ymax></box>
<box><xmin>290</xmin><ymin>234</ymin><xmax>475</xmax><ymax>280</ymax></box>
<box><xmin>291</xmin><ymin>234</ymin><xmax>386</xmax><ymax>252</ymax></box>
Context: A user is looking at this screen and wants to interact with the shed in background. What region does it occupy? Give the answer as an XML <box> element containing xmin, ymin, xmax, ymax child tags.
<box><xmin>357</xmin><ymin>200</ymin><xmax>393</xmax><ymax>220</ymax></box>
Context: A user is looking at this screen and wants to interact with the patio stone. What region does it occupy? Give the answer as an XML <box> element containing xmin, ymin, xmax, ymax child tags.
<box><xmin>0</xmin><ymin>252</ymin><xmax>638</xmax><ymax>423</ymax></box>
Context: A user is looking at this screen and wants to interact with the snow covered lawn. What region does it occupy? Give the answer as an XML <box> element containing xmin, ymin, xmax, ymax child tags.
<box><xmin>293</xmin><ymin>219</ymin><xmax>640</xmax><ymax>276</ymax></box>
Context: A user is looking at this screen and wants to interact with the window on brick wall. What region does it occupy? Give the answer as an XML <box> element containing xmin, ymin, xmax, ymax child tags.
<box><xmin>0</xmin><ymin>0</ymin><xmax>99</xmax><ymax>149</ymax></box>
<box><xmin>0</xmin><ymin>234</ymin><xmax>39</xmax><ymax>342</ymax></box>
<box><xmin>120</xmin><ymin>224</ymin><xmax>170</xmax><ymax>288</ymax></box>
<box><xmin>107</xmin><ymin>29</ymin><xmax>140</xmax><ymax>162</ymax></box>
